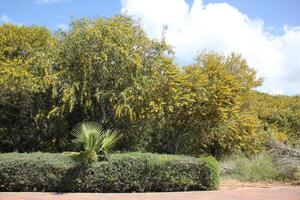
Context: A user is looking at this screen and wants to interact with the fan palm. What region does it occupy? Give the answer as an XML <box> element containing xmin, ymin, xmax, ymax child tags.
<box><xmin>72</xmin><ymin>122</ymin><xmax>122</xmax><ymax>163</ymax></box>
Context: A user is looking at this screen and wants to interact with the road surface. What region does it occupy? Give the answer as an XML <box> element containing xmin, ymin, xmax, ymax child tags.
<box><xmin>1</xmin><ymin>186</ymin><xmax>300</xmax><ymax>200</ymax></box>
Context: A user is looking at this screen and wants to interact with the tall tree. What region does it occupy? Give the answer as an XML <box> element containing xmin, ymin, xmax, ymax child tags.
<box><xmin>0</xmin><ymin>24</ymin><xmax>55</xmax><ymax>151</ymax></box>
<box><xmin>49</xmin><ymin>16</ymin><xmax>175</xmax><ymax>149</ymax></box>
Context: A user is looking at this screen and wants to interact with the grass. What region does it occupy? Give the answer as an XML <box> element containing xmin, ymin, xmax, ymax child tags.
<box><xmin>221</xmin><ymin>154</ymin><xmax>280</xmax><ymax>182</ymax></box>
<box><xmin>221</xmin><ymin>154</ymin><xmax>300</xmax><ymax>182</ymax></box>
<box><xmin>220</xmin><ymin>141</ymin><xmax>300</xmax><ymax>182</ymax></box>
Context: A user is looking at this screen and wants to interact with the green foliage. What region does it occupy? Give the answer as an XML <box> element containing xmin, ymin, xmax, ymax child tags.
<box><xmin>0</xmin><ymin>16</ymin><xmax>299</xmax><ymax>158</ymax></box>
<box><xmin>266</xmin><ymin>140</ymin><xmax>300</xmax><ymax>181</ymax></box>
<box><xmin>50</xmin><ymin>16</ymin><xmax>173</xmax><ymax>121</ymax></box>
<box><xmin>253</xmin><ymin>92</ymin><xmax>300</xmax><ymax>147</ymax></box>
<box><xmin>0</xmin><ymin>24</ymin><xmax>55</xmax><ymax>94</ymax></box>
<box><xmin>144</xmin><ymin>51</ymin><xmax>263</xmax><ymax>156</ymax></box>
<box><xmin>198</xmin><ymin>156</ymin><xmax>220</xmax><ymax>190</ymax></box>
<box><xmin>0</xmin><ymin>23</ymin><xmax>59</xmax><ymax>152</ymax></box>
<box><xmin>224</xmin><ymin>154</ymin><xmax>279</xmax><ymax>181</ymax></box>
<box><xmin>0</xmin><ymin>152</ymin><xmax>220</xmax><ymax>192</ymax></box>
<box><xmin>72</xmin><ymin>122</ymin><xmax>121</xmax><ymax>163</ymax></box>
<box><xmin>0</xmin><ymin>152</ymin><xmax>72</xmax><ymax>191</ymax></box>
<box><xmin>221</xmin><ymin>141</ymin><xmax>300</xmax><ymax>182</ymax></box>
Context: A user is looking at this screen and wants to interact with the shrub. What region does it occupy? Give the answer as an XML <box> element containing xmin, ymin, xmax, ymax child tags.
<box><xmin>72</xmin><ymin>122</ymin><xmax>122</xmax><ymax>163</ymax></box>
<box><xmin>199</xmin><ymin>156</ymin><xmax>220</xmax><ymax>189</ymax></box>
<box><xmin>221</xmin><ymin>154</ymin><xmax>279</xmax><ymax>181</ymax></box>
<box><xmin>267</xmin><ymin>139</ymin><xmax>300</xmax><ymax>181</ymax></box>
<box><xmin>0</xmin><ymin>152</ymin><xmax>219</xmax><ymax>192</ymax></box>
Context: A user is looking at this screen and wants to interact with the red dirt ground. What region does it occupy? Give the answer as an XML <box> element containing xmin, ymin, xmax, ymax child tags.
<box><xmin>1</xmin><ymin>186</ymin><xmax>300</xmax><ymax>200</ymax></box>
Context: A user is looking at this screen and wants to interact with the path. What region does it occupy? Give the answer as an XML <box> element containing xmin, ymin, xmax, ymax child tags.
<box><xmin>1</xmin><ymin>186</ymin><xmax>300</xmax><ymax>200</ymax></box>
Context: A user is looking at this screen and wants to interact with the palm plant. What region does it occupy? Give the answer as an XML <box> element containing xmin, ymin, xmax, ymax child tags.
<box><xmin>71</xmin><ymin>122</ymin><xmax>122</xmax><ymax>163</ymax></box>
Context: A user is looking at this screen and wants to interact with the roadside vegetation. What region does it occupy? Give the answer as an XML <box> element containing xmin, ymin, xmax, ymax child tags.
<box><xmin>221</xmin><ymin>140</ymin><xmax>300</xmax><ymax>182</ymax></box>
<box><xmin>0</xmin><ymin>15</ymin><xmax>299</xmax><ymax>191</ymax></box>
<box><xmin>0</xmin><ymin>152</ymin><xmax>219</xmax><ymax>192</ymax></box>
<box><xmin>70</xmin><ymin>122</ymin><xmax>122</xmax><ymax>163</ymax></box>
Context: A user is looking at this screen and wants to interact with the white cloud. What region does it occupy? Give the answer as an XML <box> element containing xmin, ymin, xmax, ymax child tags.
<box><xmin>36</xmin><ymin>0</ymin><xmax>71</xmax><ymax>4</ymax></box>
<box><xmin>121</xmin><ymin>0</ymin><xmax>300</xmax><ymax>95</ymax></box>
<box><xmin>0</xmin><ymin>15</ymin><xmax>13</xmax><ymax>23</ymax></box>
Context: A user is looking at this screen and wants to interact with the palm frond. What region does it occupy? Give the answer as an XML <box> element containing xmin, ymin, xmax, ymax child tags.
<box><xmin>100</xmin><ymin>130</ymin><xmax>122</xmax><ymax>153</ymax></box>
<box><xmin>71</xmin><ymin>122</ymin><xmax>121</xmax><ymax>162</ymax></box>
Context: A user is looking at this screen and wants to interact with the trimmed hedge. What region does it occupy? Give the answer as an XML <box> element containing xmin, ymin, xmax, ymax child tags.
<box><xmin>0</xmin><ymin>152</ymin><xmax>219</xmax><ymax>192</ymax></box>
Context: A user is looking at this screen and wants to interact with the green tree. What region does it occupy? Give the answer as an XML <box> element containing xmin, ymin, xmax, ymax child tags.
<box><xmin>146</xmin><ymin>52</ymin><xmax>264</xmax><ymax>156</ymax></box>
<box><xmin>194</xmin><ymin>52</ymin><xmax>263</xmax><ymax>156</ymax></box>
<box><xmin>49</xmin><ymin>16</ymin><xmax>175</xmax><ymax>150</ymax></box>
<box><xmin>253</xmin><ymin>92</ymin><xmax>300</xmax><ymax>147</ymax></box>
<box><xmin>0</xmin><ymin>24</ymin><xmax>56</xmax><ymax>152</ymax></box>
<box><xmin>1</xmin><ymin>16</ymin><xmax>292</xmax><ymax>157</ymax></box>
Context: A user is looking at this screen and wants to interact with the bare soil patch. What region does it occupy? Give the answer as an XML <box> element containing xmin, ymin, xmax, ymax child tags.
<box><xmin>220</xmin><ymin>178</ymin><xmax>300</xmax><ymax>190</ymax></box>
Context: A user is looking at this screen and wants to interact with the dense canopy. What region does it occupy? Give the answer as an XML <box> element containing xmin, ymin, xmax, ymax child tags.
<box><xmin>0</xmin><ymin>15</ymin><xmax>299</xmax><ymax>157</ymax></box>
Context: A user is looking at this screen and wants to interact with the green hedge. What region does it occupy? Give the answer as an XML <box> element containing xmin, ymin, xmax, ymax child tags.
<box><xmin>0</xmin><ymin>152</ymin><xmax>219</xmax><ymax>192</ymax></box>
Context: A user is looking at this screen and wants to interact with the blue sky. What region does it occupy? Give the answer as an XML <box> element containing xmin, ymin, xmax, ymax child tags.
<box><xmin>1</xmin><ymin>0</ymin><xmax>299</xmax><ymax>32</ymax></box>
<box><xmin>0</xmin><ymin>0</ymin><xmax>121</xmax><ymax>30</ymax></box>
<box><xmin>1</xmin><ymin>0</ymin><xmax>300</xmax><ymax>95</ymax></box>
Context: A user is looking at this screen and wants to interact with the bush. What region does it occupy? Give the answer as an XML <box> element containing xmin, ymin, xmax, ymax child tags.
<box><xmin>267</xmin><ymin>139</ymin><xmax>300</xmax><ymax>181</ymax></box>
<box><xmin>221</xmin><ymin>154</ymin><xmax>279</xmax><ymax>181</ymax></box>
<box><xmin>0</xmin><ymin>152</ymin><xmax>219</xmax><ymax>192</ymax></box>
<box><xmin>199</xmin><ymin>156</ymin><xmax>220</xmax><ymax>189</ymax></box>
<box><xmin>72</xmin><ymin>122</ymin><xmax>122</xmax><ymax>163</ymax></box>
